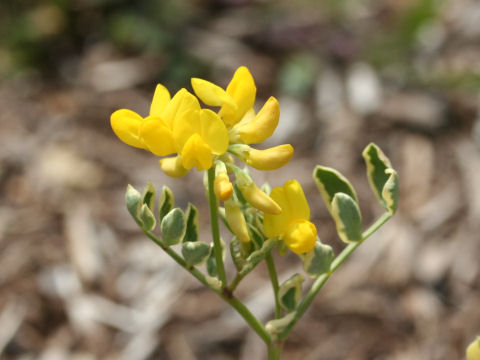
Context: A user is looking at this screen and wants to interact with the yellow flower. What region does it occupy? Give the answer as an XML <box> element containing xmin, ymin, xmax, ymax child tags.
<box><xmin>214</xmin><ymin>162</ymin><xmax>233</xmax><ymax>201</ymax></box>
<box><xmin>191</xmin><ymin>66</ymin><xmax>293</xmax><ymax>170</ymax></box>
<box><xmin>263</xmin><ymin>180</ymin><xmax>317</xmax><ymax>254</ymax></box>
<box><xmin>173</xmin><ymin>108</ymin><xmax>229</xmax><ymax>171</ymax></box>
<box><xmin>229</xmin><ymin>96</ymin><xmax>280</xmax><ymax>145</ymax></box>
<box><xmin>192</xmin><ymin>66</ymin><xmax>256</xmax><ymax>128</ymax></box>
<box><xmin>229</xmin><ymin>144</ymin><xmax>294</xmax><ymax>170</ymax></box>
<box><xmin>225</xmin><ymin>198</ymin><xmax>250</xmax><ymax>243</ymax></box>
<box><xmin>111</xmin><ymin>84</ymin><xmax>229</xmax><ymax>173</ymax></box>
<box><xmin>235</xmin><ymin>169</ymin><xmax>281</xmax><ymax>215</ymax></box>
<box><xmin>467</xmin><ymin>337</ymin><xmax>480</xmax><ymax>360</ymax></box>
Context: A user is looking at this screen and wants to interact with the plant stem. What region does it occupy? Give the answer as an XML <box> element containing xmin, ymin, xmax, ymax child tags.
<box><xmin>227</xmin><ymin>272</ymin><xmax>244</xmax><ymax>292</ymax></box>
<box><xmin>278</xmin><ymin>212</ymin><xmax>392</xmax><ymax>340</ymax></box>
<box><xmin>267</xmin><ymin>340</ymin><xmax>284</xmax><ymax>360</ymax></box>
<box><xmin>265</xmin><ymin>252</ymin><xmax>281</xmax><ymax>319</ymax></box>
<box><xmin>144</xmin><ymin>230</ymin><xmax>214</xmax><ymax>290</ymax></box>
<box><xmin>144</xmin><ymin>229</ymin><xmax>272</xmax><ymax>344</ymax></box>
<box><xmin>225</xmin><ymin>296</ymin><xmax>271</xmax><ymax>344</ymax></box>
<box><xmin>207</xmin><ymin>167</ymin><xmax>227</xmax><ymax>286</ymax></box>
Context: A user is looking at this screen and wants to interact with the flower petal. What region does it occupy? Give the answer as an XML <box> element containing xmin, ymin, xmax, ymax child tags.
<box><xmin>236</xmin><ymin>96</ymin><xmax>279</xmax><ymax>144</ymax></box>
<box><xmin>219</xmin><ymin>66</ymin><xmax>256</xmax><ymax>126</ymax></box>
<box><xmin>150</xmin><ymin>84</ymin><xmax>171</xmax><ymax>117</ymax></box>
<box><xmin>110</xmin><ymin>109</ymin><xmax>147</xmax><ymax>149</ymax></box>
<box><xmin>159</xmin><ymin>156</ymin><xmax>189</xmax><ymax>177</ymax></box>
<box><xmin>140</xmin><ymin>116</ymin><xmax>176</xmax><ymax>156</ymax></box>
<box><xmin>173</xmin><ymin>109</ymin><xmax>201</xmax><ymax>151</ymax></box>
<box><xmin>284</xmin><ymin>220</ymin><xmax>317</xmax><ymax>254</ymax></box>
<box><xmin>162</xmin><ymin>88</ymin><xmax>200</xmax><ymax>127</ymax></box>
<box><xmin>181</xmin><ymin>133</ymin><xmax>213</xmax><ymax>170</ymax></box>
<box><xmin>191</xmin><ymin>78</ymin><xmax>237</xmax><ymax>109</ymax></box>
<box><xmin>199</xmin><ymin>109</ymin><xmax>229</xmax><ymax>155</ymax></box>
<box><xmin>263</xmin><ymin>186</ymin><xmax>291</xmax><ymax>238</ymax></box>
<box><xmin>284</xmin><ymin>179</ymin><xmax>310</xmax><ymax>221</ymax></box>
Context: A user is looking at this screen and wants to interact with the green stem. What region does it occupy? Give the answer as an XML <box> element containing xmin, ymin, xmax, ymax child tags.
<box><xmin>227</xmin><ymin>272</ymin><xmax>244</xmax><ymax>292</ymax></box>
<box><xmin>267</xmin><ymin>340</ymin><xmax>284</xmax><ymax>360</ymax></box>
<box><xmin>225</xmin><ymin>296</ymin><xmax>271</xmax><ymax>344</ymax></box>
<box><xmin>265</xmin><ymin>252</ymin><xmax>281</xmax><ymax>319</ymax></box>
<box><xmin>144</xmin><ymin>229</ymin><xmax>271</xmax><ymax>344</ymax></box>
<box><xmin>278</xmin><ymin>212</ymin><xmax>392</xmax><ymax>340</ymax></box>
<box><xmin>207</xmin><ymin>167</ymin><xmax>227</xmax><ymax>285</ymax></box>
<box><xmin>144</xmin><ymin>230</ymin><xmax>213</xmax><ymax>290</ymax></box>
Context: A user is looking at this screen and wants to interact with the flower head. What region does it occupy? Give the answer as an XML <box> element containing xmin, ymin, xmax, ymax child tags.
<box><xmin>263</xmin><ymin>180</ymin><xmax>317</xmax><ymax>254</ymax></box>
<box><xmin>191</xmin><ymin>66</ymin><xmax>294</xmax><ymax>171</ymax></box>
<box><xmin>110</xmin><ymin>84</ymin><xmax>229</xmax><ymax>174</ymax></box>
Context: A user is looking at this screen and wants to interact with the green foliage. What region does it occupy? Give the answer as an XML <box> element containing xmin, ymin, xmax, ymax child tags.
<box><xmin>158</xmin><ymin>186</ymin><xmax>174</xmax><ymax>223</ymax></box>
<box><xmin>125</xmin><ymin>184</ymin><xmax>142</xmax><ymax>223</ymax></box>
<box><xmin>161</xmin><ymin>208</ymin><xmax>186</xmax><ymax>246</ymax></box>
<box><xmin>313</xmin><ymin>166</ymin><xmax>358</xmax><ymax>213</ymax></box>
<box><xmin>331</xmin><ymin>193</ymin><xmax>363</xmax><ymax>243</ymax></box>
<box><xmin>181</xmin><ymin>241</ymin><xmax>211</xmax><ymax>266</ymax></box>
<box><xmin>140</xmin><ymin>203</ymin><xmax>156</xmax><ymax>231</ymax></box>
<box><xmin>362</xmin><ymin>143</ymin><xmax>399</xmax><ymax>214</ymax></box>
<box><xmin>278</xmin><ymin>274</ymin><xmax>304</xmax><ymax>312</ymax></box>
<box><xmin>141</xmin><ymin>181</ymin><xmax>156</xmax><ymax>212</ymax></box>
<box><xmin>183</xmin><ymin>203</ymin><xmax>199</xmax><ymax>243</ymax></box>
<box><xmin>302</xmin><ymin>241</ymin><xmax>334</xmax><ymax>278</ymax></box>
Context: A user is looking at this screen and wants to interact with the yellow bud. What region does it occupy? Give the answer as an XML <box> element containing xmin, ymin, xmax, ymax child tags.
<box><xmin>467</xmin><ymin>337</ymin><xmax>480</xmax><ymax>360</ymax></box>
<box><xmin>225</xmin><ymin>199</ymin><xmax>250</xmax><ymax>243</ymax></box>
<box><xmin>232</xmin><ymin>96</ymin><xmax>280</xmax><ymax>144</ymax></box>
<box><xmin>234</xmin><ymin>144</ymin><xmax>294</xmax><ymax>170</ymax></box>
<box><xmin>236</xmin><ymin>171</ymin><xmax>282</xmax><ymax>215</ymax></box>
<box><xmin>284</xmin><ymin>220</ymin><xmax>317</xmax><ymax>254</ymax></box>
<box><xmin>214</xmin><ymin>173</ymin><xmax>233</xmax><ymax>201</ymax></box>
<box><xmin>159</xmin><ymin>156</ymin><xmax>188</xmax><ymax>178</ymax></box>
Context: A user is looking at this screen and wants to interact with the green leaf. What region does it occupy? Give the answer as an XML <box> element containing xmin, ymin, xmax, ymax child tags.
<box><xmin>140</xmin><ymin>204</ymin><xmax>156</xmax><ymax>231</ymax></box>
<box><xmin>313</xmin><ymin>166</ymin><xmax>358</xmax><ymax>213</ymax></box>
<box><xmin>362</xmin><ymin>143</ymin><xmax>393</xmax><ymax>208</ymax></box>
<box><xmin>183</xmin><ymin>203</ymin><xmax>199</xmax><ymax>242</ymax></box>
<box><xmin>126</xmin><ymin>184</ymin><xmax>142</xmax><ymax>223</ymax></box>
<box><xmin>161</xmin><ymin>208</ymin><xmax>186</xmax><ymax>246</ymax></box>
<box><xmin>382</xmin><ymin>169</ymin><xmax>399</xmax><ymax>214</ymax></box>
<box><xmin>247</xmin><ymin>223</ymin><xmax>264</xmax><ymax>250</ymax></box>
<box><xmin>265</xmin><ymin>312</ymin><xmax>296</xmax><ymax>338</ymax></box>
<box><xmin>206</xmin><ymin>245</ymin><xmax>218</xmax><ymax>276</ymax></box>
<box><xmin>331</xmin><ymin>193</ymin><xmax>363</xmax><ymax>243</ymax></box>
<box><xmin>141</xmin><ymin>181</ymin><xmax>156</xmax><ymax>212</ymax></box>
<box><xmin>278</xmin><ymin>273</ymin><xmax>304</xmax><ymax>312</ymax></box>
<box><xmin>302</xmin><ymin>241</ymin><xmax>334</xmax><ymax>278</ymax></box>
<box><xmin>230</xmin><ymin>237</ymin><xmax>248</xmax><ymax>271</ymax></box>
<box><xmin>158</xmin><ymin>186</ymin><xmax>174</xmax><ymax>223</ymax></box>
<box><xmin>239</xmin><ymin>238</ymin><xmax>278</xmax><ymax>276</ymax></box>
<box><xmin>181</xmin><ymin>241</ymin><xmax>211</xmax><ymax>266</ymax></box>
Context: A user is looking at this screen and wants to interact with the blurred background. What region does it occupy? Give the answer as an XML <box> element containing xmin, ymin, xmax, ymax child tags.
<box><xmin>1</xmin><ymin>0</ymin><xmax>480</xmax><ymax>359</ymax></box>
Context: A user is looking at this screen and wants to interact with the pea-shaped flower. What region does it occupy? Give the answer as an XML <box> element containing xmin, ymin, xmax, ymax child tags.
<box><xmin>173</xmin><ymin>108</ymin><xmax>229</xmax><ymax>171</ymax></box>
<box><xmin>263</xmin><ymin>180</ymin><xmax>317</xmax><ymax>254</ymax></box>
<box><xmin>110</xmin><ymin>84</ymin><xmax>229</xmax><ymax>175</ymax></box>
<box><xmin>191</xmin><ymin>67</ymin><xmax>294</xmax><ymax>171</ymax></box>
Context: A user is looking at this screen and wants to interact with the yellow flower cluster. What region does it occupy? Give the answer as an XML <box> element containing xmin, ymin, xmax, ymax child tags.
<box><xmin>111</xmin><ymin>66</ymin><xmax>317</xmax><ymax>254</ymax></box>
<box><xmin>111</xmin><ymin>66</ymin><xmax>293</xmax><ymax>176</ymax></box>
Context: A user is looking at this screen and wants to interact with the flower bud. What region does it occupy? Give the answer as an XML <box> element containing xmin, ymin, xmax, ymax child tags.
<box><xmin>232</xmin><ymin>144</ymin><xmax>294</xmax><ymax>170</ymax></box>
<box><xmin>214</xmin><ymin>162</ymin><xmax>233</xmax><ymax>201</ymax></box>
<box><xmin>235</xmin><ymin>170</ymin><xmax>282</xmax><ymax>215</ymax></box>
<box><xmin>231</xmin><ymin>96</ymin><xmax>280</xmax><ymax>144</ymax></box>
<box><xmin>159</xmin><ymin>156</ymin><xmax>188</xmax><ymax>178</ymax></box>
<box><xmin>225</xmin><ymin>198</ymin><xmax>250</xmax><ymax>243</ymax></box>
